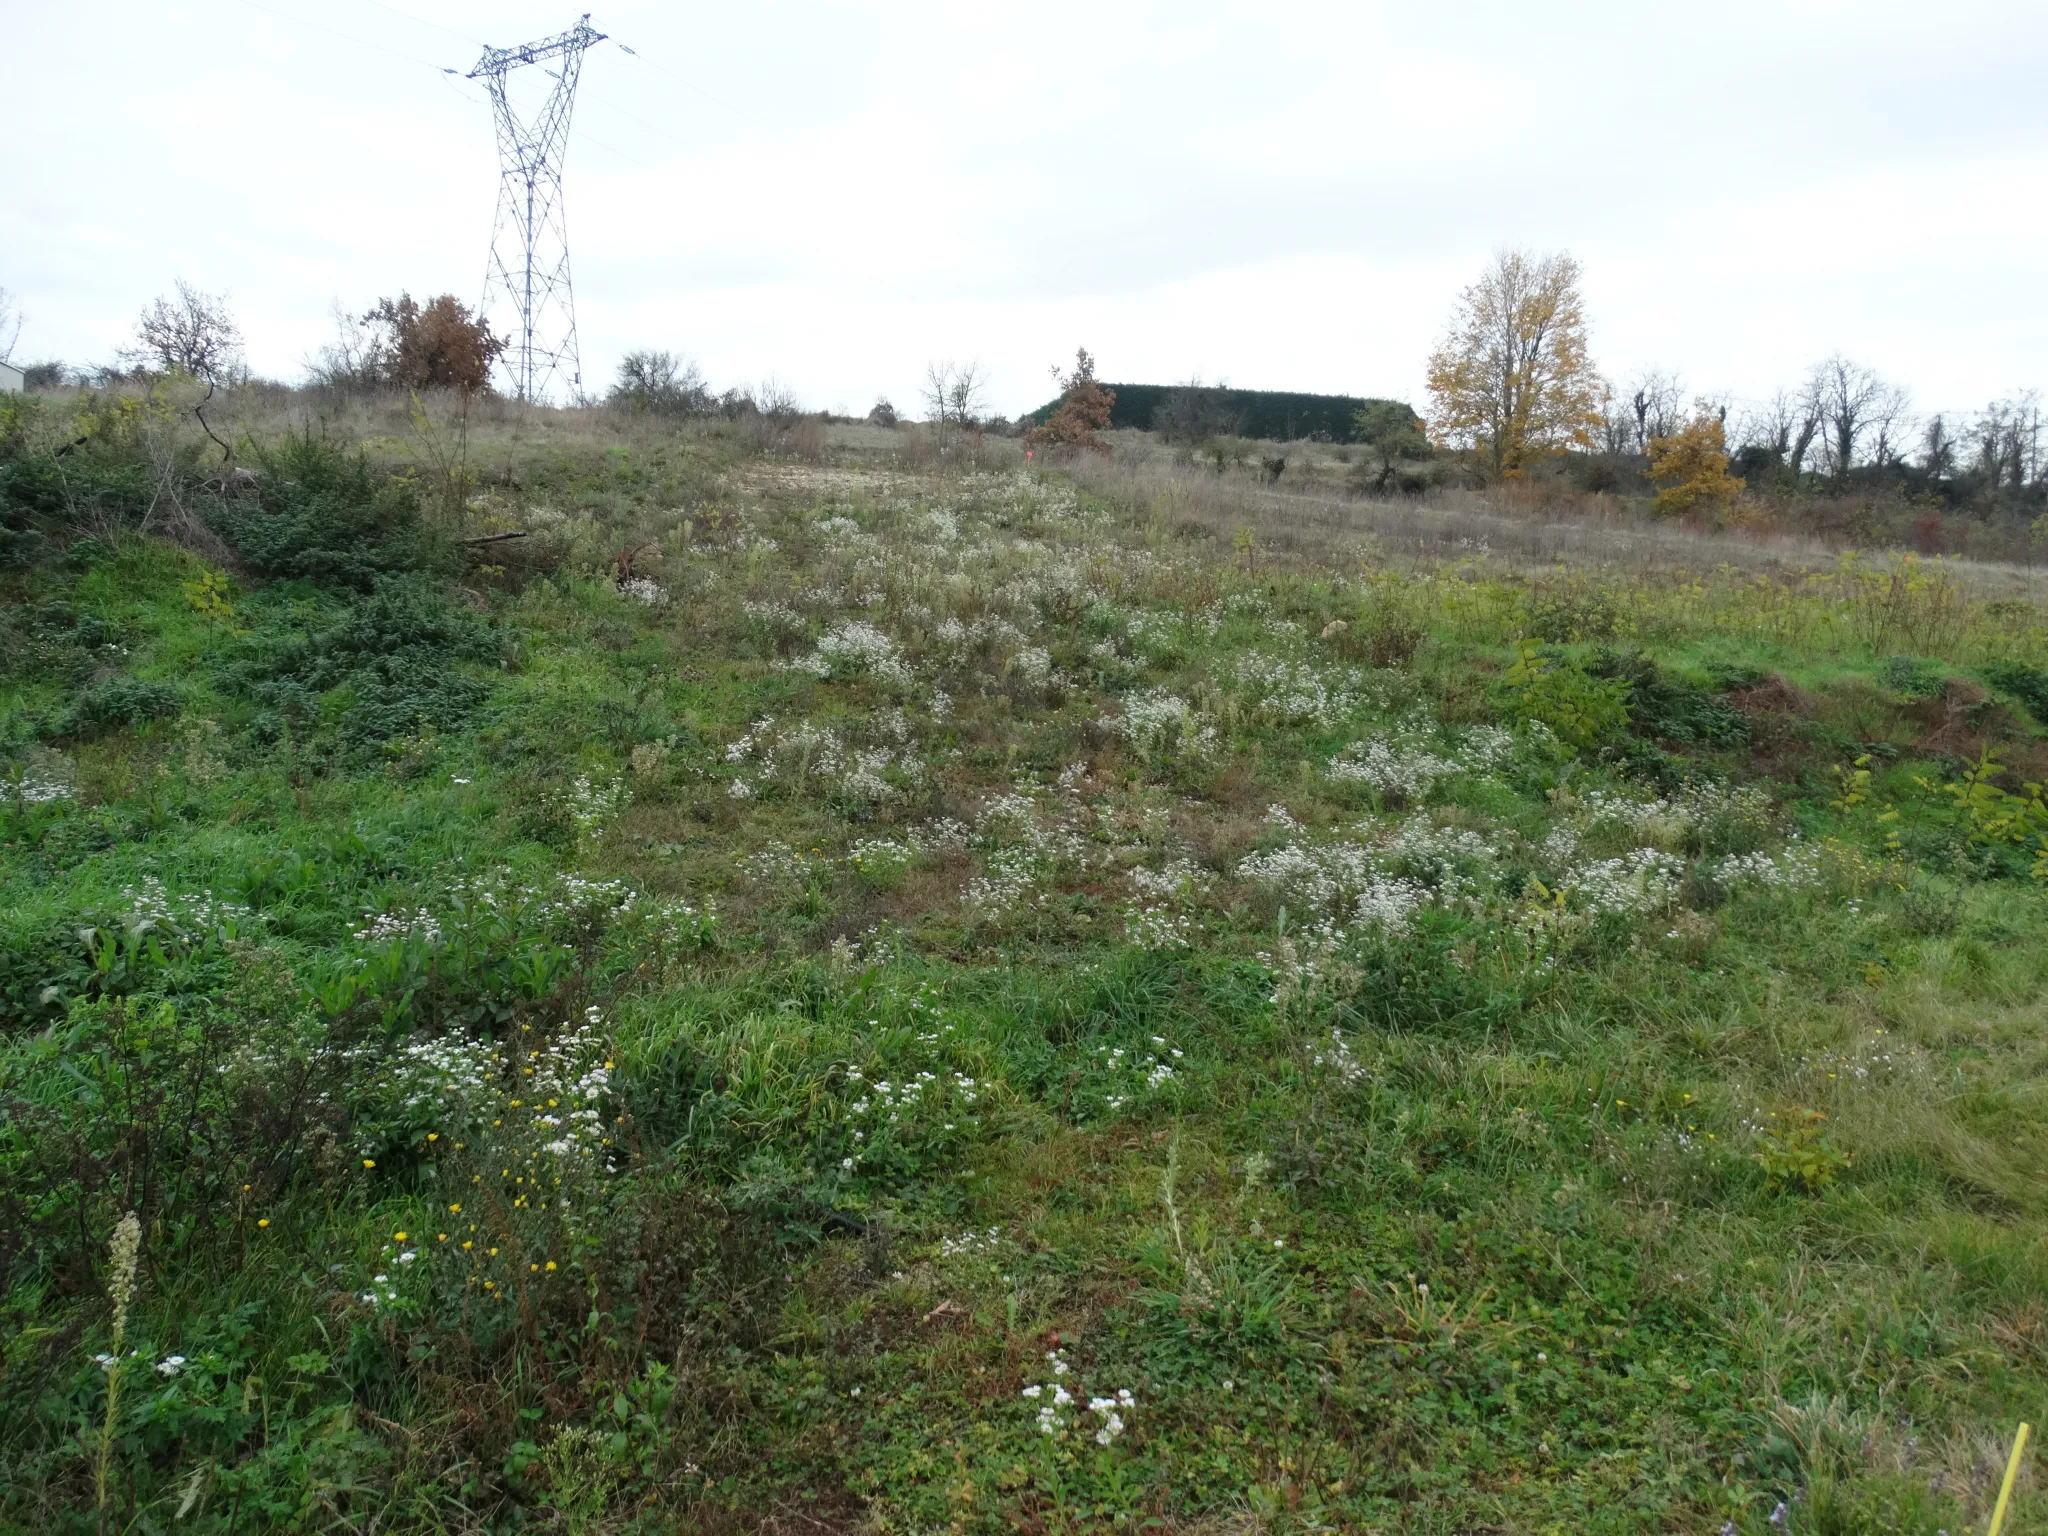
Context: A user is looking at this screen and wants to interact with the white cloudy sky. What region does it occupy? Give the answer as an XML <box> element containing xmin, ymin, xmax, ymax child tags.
<box><xmin>5</xmin><ymin>0</ymin><xmax>2046</xmax><ymax>419</ymax></box>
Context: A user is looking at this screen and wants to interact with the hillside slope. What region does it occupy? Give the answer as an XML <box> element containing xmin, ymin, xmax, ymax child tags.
<box><xmin>3</xmin><ymin>401</ymin><xmax>2045</xmax><ymax>1533</ymax></box>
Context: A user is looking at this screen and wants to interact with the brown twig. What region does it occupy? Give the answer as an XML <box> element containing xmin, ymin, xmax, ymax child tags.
<box><xmin>193</xmin><ymin>378</ymin><xmax>232</xmax><ymax>465</ymax></box>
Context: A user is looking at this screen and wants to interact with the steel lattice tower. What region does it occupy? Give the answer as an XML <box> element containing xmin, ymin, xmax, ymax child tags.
<box><xmin>468</xmin><ymin>14</ymin><xmax>605</xmax><ymax>402</ymax></box>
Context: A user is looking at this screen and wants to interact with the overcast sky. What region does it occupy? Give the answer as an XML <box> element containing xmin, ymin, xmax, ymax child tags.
<box><xmin>5</xmin><ymin>0</ymin><xmax>2046</xmax><ymax>420</ymax></box>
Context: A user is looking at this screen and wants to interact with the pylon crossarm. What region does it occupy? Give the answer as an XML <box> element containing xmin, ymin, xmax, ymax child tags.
<box><xmin>466</xmin><ymin>15</ymin><xmax>606</xmax><ymax>81</ymax></box>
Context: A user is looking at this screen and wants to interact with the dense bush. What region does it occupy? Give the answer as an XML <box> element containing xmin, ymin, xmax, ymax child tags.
<box><xmin>0</xmin><ymin>394</ymin><xmax>191</xmax><ymax>566</ymax></box>
<box><xmin>227</xmin><ymin>578</ymin><xmax>499</xmax><ymax>750</ymax></box>
<box><xmin>1588</xmin><ymin>648</ymin><xmax>1750</xmax><ymax>746</ymax></box>
<box><xmin>0</xmin><ymin>603</ymin><xmax>121</xmax><ymax>684</ymax></box>
<box><xmin>1983</xmin><ymin>660</ymin><xmax>2048</xmax><ymax>723</ymax></box>
<box><xmin>609</xmin><ymin>350</ymin><xmax>713</xmax><ymax>416</ymax></box>
<box><xmin>63</xmin><ymin>674</ymin><xmax>180</xmax><ymax>738</ymax></box>
<box><xmin>212</xmin><ymin>432</ymin><xmax>441</xmax><ymax>589</ymax></box>
<box><xmin>1876</xmin><ymin>653</ymin><xmax>1948</xmax><ymax>698</ymax></box>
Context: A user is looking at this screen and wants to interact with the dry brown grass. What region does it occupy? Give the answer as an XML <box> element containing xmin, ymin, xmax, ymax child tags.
<box><xmin>1063</xmin><ymin>434</ymin><xmax>2048</xmax><ymax>602</ymax></box>
<box><xmin>200</xmin><ymin>385</ymin><xmax>1032</xmax><ymax>483</ymax></box>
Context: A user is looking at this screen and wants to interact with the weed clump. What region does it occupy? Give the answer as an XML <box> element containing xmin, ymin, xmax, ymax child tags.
<box><xmin>1753</xmin><ymin>1108</ymin><xmax>1850</xmax><ymax>1192</ymax></box>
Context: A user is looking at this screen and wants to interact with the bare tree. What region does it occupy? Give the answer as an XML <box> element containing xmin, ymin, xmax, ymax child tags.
<box><xmin>1729</xmin><ymin>394</ymin><xmax>1788</xmax><ymax>466</ymax></box>
<box><xmin>1625</xmin><ymin>368</ymin><xmax>1687</xmax><ymax>453</ymax></box>
<box><xmin>920</xmin><ymin>362</ymin><xmax>950</xmax><ymax>426</ymax></box>
<box><xmin>921</xmin><ymin>360</ymin><xmax>989</xmax><ymax>430</ymax></box>
<box><xmin>1726</xmin><ymin>387</ymin><xmax>1821</xmax><ymax>479</ymax></box>
<box><xmin>1806</xmin><ymin>355</ymin><xmax>1902</xmax><ymax>480</ymax></box>
<box><xmin>127</xmin><ymin>280</ymin><xmax>246</xmax><ymax>384</ymax></box>
<box><xmin>609</xmin><ymin>350</ymin><xmax>711</xmax><ymax>416</ymax></box>
<box><xmin>1867</xmin><ymin>382</ymin><xmax>1914</xmax><ymax>470</ymax></box>
<box><xmin>1786</xmin><ymin>386</ymin><xmax>1824</xmax><ymax>477</ymax></box>
<box><xmin>1920</xmin><ymin>415</ymin><xmax>1957</xmax><ymax>479</ymax></box>
<box><xmin>1972</xmin><ymin>393</ymin><xmax>2042</xmax><ymax>490</ymax></box>
<box><xmin>949</xmin><ymin>362</ymin><xmax>988</xmax><ymax>428</ymax></box>
<box><xmin>1154</xmin><ymin>376</ymin><xmax>1242</xmax><ymax>443</ymax></box>
<box><xmin>754</xmin><ymin>377</ymin><xmax>803</xmax><ymax>422</ymax></box>
<box><xmin>0</xmin><ymin>287</ymin><xmax>22</xmax><ymax>364</ymax></box>
<box><xmin>1596</xmin><ymin>385</ymin><xmax>1634</xmax><ymax>457</ymax></box>
<box><xmin>307</xmin><ymin>298</ymin><xmax>389</xmax><ymax>394</ymax></box>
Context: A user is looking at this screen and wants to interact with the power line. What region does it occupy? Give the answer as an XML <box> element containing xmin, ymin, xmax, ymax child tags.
<box><xmin>348</xmin><ymin>0</ymin><xmax>484</xmax><ymax>47</ymax></box>
<box><xmin>232</xmin><ymin>1</ymin><xmax>648</xmax><ymax>172</ymax></box>
<box><xmin>610</xmin><ymin>39</ymin><xmax>748</xmax><ymax>120</ymax></box>
<box><xmin>334</xmin><ymin>0</ymin><xmax>742</xmax><ymax>133</ymax></box>
<box><xmin>341</xmin><ymin>1</ymin><xmax>704</xmax><ymax>159</ymax></box>
<box><xmin>231</xmin><ymin>0</ymin><xmax>459</xmax><ymax>77</ymax></box>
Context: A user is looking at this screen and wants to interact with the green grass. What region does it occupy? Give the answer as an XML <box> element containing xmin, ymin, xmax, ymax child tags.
<box><xmin>2</xmin><ymin>398</ymin><xmax>2045</xmax><ymax>1533</ymax></box>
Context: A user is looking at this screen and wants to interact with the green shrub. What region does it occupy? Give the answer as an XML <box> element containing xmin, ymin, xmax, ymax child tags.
<box><xmin>1702</xmin><ymin>661</ymin><xmax>1765</xmax><ymax>691</ymax></box>
<box><xmin>228</xmin><ymin>578</ymin><xmax>498</xmax><ymax>750</ymax></box>
<box><xmin>63</xmin><ymin>674</ymin><xmax>180</xmax><ymax>738</ymax></box>
<box><xmin>1984</xmin><ymin>660</ymin><xmax>2048</xmax><ymax>723</ymax></box>
<box><xmin>1501</xmin><ymin>643</ymin><xmax>1631</xmax><ymax>748</ymax></box>
<box><xmin>0</xmin><ymin>396</ymin><xmax>163</xmax><ymax>568</ymax></box>
<box><xmin>1588</xmin><ymin>649</ymin><xmax>1749</xmax><ymax>746</ymax></box>
<box><xmin>1524</xmin><ymin>587</ymin><xmax>1622</xmax><ymax>642</ymax></box>
<box><xmin>1876</xmin><ymin>654</ymin><xmax>1946</xmax><ymax>699</ymax></box>
<box><xmin>213</xmin><ymin>431</ymin><xmax>441</xmax><ymax>590</ymax></box>
<box><xmin>1</xmin><ymin>604</ymin><xmax>121</xmax><ymax>686</ymax></box>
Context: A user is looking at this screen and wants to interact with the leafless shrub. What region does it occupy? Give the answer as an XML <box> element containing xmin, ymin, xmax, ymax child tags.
<box><xmin>921</xmin><ymin>360</ymin><xmax>989</xmax><ymax>431</ymax></box>
<box><xmin>125</xmin><ymin>280</ymin><xmax>246</xmax><ymax>385</ymax></box>
<box><xmin>0</xmin><ymin>287</ymin><xmax>22</xmax><ymax>364</ymax></box>
<box><xmin>608</xmin><ymin>350</ymin><xmax>713</xmax><ymax>417</ymax></box>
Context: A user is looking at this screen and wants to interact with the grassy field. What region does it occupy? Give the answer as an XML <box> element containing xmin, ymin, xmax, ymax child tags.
<box><xmin>2</xmin><ymin>388</ymin><xmax>2045</xmax><ymax>1533</ymax></box>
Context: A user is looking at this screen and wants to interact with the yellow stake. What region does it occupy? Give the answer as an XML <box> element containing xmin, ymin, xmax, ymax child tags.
<box><xmin>1987</xmin><ymin>1421</ymin><xmax>2031</xmax><ymax>1536</ymax></box>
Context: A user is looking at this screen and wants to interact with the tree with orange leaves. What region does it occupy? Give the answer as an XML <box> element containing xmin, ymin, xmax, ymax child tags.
<box><xmin>1029</xmin><ymin>348</ymin><xmax>1116</xmax><ymax>452</ymax></box>
<box><xmin>1648</xmin><ymin>413</ymin><xmax>1744</xmax><ymax>518</ymax></box>
<box><xmin>363</xmin><ymin>293</ymin><xmax>506</xmax><ymax>394</ymax></box>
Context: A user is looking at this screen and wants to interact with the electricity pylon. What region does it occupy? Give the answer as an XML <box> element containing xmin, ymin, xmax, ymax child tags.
<box><xmin>468</xmin><ymin>14</ymin><xmax>605</xmax><ymax>402</ymax></box>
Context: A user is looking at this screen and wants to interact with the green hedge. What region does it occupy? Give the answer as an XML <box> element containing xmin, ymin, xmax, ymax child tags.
<box><xmin>1026</xmin><ymin>383</ymin><xmax>1414</xmax><ymax>443</ymax></box>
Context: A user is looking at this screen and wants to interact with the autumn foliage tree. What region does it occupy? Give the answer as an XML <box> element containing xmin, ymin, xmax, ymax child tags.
<box><xmin>1029</xmin><ymin>347</ymin><xmax>1116</xmax><ymax>452</ymax></box>
<box><xmin>1647</xmin><ymin>413</ymin><xmax>1744</xmax><ymax>518</ymax></box>
<box><xmin>1426</xmin><ymin>249</ymin><xmax>1603</xmax><ymax>478</ymax></box>
<box><xmin>363</xmin><ymin>293</ymin><xmax>505</xmax><ymax>394</ymax></box>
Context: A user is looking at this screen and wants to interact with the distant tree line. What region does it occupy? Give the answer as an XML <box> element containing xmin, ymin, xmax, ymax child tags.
<box><xmin>1423</xmin><ymin>248</ymin><xmax>2044</xmax><ymax>527</ymax></box>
